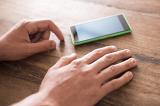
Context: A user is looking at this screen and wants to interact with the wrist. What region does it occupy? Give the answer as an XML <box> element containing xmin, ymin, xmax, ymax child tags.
<box><xmin>12</xmin><ymin>91</ymin><xmax>59</xmax><ymax>106</ymax></box>
<box><xmin>12</xmin><ymin>92</ymin><xmax>44</xmax><ymax>106</ymax></box>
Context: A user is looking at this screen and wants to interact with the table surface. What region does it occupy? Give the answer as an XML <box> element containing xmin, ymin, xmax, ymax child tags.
<box><xmin>0</xmin><ymin>0</ymin><xmax>160</xmax><ymax>106</ymax></box>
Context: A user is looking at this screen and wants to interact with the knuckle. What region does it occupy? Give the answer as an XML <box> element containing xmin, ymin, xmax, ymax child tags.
<box><xmin>15</xmin><ymin>19</ymin><xmax>29</xmax><ymax>28</ymax></box>
<box><xmin>79</xmin><ymin>65</ymin><xmax>92</xmax><ymax>76</ymax></box>
<box><xmin>109</xmin><ymin>65</ymin><xmax>117</xmax><ymax>72</ymax></box>
<box><xmin>81</xmin><ymin>68</ymin><xmax>91</xmax><ymax>77</ymax></box>
<box><xmin>93</xmin><ymin>49</ymin><xmax>103</xmax><ymax>56</ymax></box>
<box><xmin>81</xmin><ymin>70</ymin><xmax>90</xmax><ymax>76</ymax></box>
<box><xmin>20</xmin><ymin>19</ymin><xmax>29</xmax><ymax>24</ymax></box>
<box><xmin>72</xmin><ymin>59</ymin><xmax>82</xmax><ymax>66</ymax></box>
<box><xmin>113</xmin><ymin>50</ymin><xmax>126</xmax><ymax>59</ymax></box>
<box><xmin>107</xmin><ymin>46</ymin><xmax>117</xmax><ymax>52</ymax></box>
<box><xmin>82</xmin><ymin>65</ymin><xmax>93</xmax><ymax>73</ymax></box>
<box><xmin>61</xmin><ymin>56</ymin><xmax>69</xmax><ymax>62</ymax></box>
<box><xmin>81</xmin><ymin>58</ymin><xmax>88</xmax><ymax>63</ymax></box>
<box><xmin>110</xmin><ymin>81</ymin><xmax>118</xmax><ymax>90</ymax></box>
<box><xmin>105</xmin><ymin>54</ymin><xmax>114</xmax><ymax>60</ymax></box>
<box><xmin>20</xmin><ymin>19</ymin><xmax>30</xmax><ymax>26</ymax></box>
<box><xmin>86</xmin><ymin>66</ymin><xmax>93</xmax><ymax>72</ymax></box>
<box><xmin>69</xmin><ymin>66</ymin><xmax>77</xmax><ymax>72</ymax></box>
<box><xmin>46</xmin><ymin>20</ymin><xmax>54</xmax><ymax>24</ymax></box>
<box><xmin>121</xmin><ymin>51</ymin><xmax>128</xmax><ymax>57</ymax></box>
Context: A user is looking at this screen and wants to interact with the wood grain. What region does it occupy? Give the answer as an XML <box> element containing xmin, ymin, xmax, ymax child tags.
<box><xmin>79</xmin><ymin>0</ymin><xmax>160</xmax><ymax>15</ymax></box>
<box><xmin>0</xmin><ymin>0</ymin><xmax>160</xmax><ymax>106</ymax></box>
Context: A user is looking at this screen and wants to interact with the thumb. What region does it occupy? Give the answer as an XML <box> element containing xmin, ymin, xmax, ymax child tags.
<box><xmin>28</xmin><ymin>40</ymin><xmax>56</xmax><ymax>54</ymax></box>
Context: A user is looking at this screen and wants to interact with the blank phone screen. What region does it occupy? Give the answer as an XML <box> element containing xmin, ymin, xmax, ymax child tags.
<box><xmin>71</xmin><ymin>15</ymin><xmax>130</xmax><ymax>42</ymax></box>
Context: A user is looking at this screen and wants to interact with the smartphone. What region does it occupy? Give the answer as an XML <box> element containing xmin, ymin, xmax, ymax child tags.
<box><xmin>70</xmin><ymin>14</ymin><xmax>132</xmax><ymax>45</ymax></box>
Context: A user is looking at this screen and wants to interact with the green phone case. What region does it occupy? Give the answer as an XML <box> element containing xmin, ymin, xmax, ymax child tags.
<box><xmin>70</xmin><ymin>14</ymin><xmax>132</xmax><ymax>46</ymax></box>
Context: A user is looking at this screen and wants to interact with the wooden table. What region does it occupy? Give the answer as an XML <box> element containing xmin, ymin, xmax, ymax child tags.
<box><xmin>0</xmin><ymin>0</ymin><xmax>160</xmax><ymax>106</ymax></box>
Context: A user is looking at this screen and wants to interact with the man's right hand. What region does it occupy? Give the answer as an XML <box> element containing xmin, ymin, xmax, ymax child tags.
<box><xmin>13</xmin><ymin>46</ymin><xmax>137</xmax><ymax>106</ymax></box>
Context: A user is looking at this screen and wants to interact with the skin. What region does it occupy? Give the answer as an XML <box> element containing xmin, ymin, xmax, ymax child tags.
<box><xmin>0</xmin><ymin>19</ymin><xmax>138</xmax><ymax>106</ymax></box>
<box><xmin>0</xmin><ymin>19</ymin><xmax>64</xmax><ymax>61</ymax></box>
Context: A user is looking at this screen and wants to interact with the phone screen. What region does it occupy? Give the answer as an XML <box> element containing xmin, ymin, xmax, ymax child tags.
<box><xmin>71</xmin><ymin>15</ymin><xmax>130</xmax><ymax>42</ymax></box>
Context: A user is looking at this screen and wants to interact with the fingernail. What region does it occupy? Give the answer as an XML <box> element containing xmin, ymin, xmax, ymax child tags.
<box><xmin>125</xmin><ymin>49</ymin><xmax>132</xmax><ymax>55</ymax></box>
<box><xmin>130</xmin><ymin>58</ymin><xmax>137</xmax><ymax>65</ymax></box>
<box><xmin>110</xmin><ymin>45</ymin><xmax>117</xmax><ymax>50</ymax></box>
<box><xmin>127</xmin><ymin>71</ymin><xmax>133</xmax><ymax>78</ymax></box>
<box><xmin>50</xmin><ymin>41</ymin><xmax>56</xmax><ymax>49</ymax></box>
<box><xmin>71</xmin><ymin>53</ymin><xmax>76</xmax><ymax>56</ymax></box>
<box><xmin>70</xmin><ymin>53</ymin><xmax>77</xmax><ymax>57</ymax></box>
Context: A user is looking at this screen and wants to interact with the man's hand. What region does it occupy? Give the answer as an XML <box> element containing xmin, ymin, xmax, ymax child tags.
<box><xmin>14</xmin><ymin>46</ymin><xmax>138</xmax><ymax>106</ymax></box>
<box><xmin>0</xmin><ymin>19</ymin><xmax>64</xmax><ymax>61</ymax></box>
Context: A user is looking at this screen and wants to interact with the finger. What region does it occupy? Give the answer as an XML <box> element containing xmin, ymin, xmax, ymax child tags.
<box><xmin>40</xmin><ymin>31</ymin><xmax>50</xmax><ymax>41</ymax></box>
<box><xmin>25</xmin><ymin>19</ymin><xmax>64</xmax><ymax>40</ymax></box>
<box><xmin>30</xmin><ymin>32</ymin><xmax>42</xmax><ymax>43</ymax></box>
<box><xmin>27</xmin><ymin>40</ymin><xmax>56</xmax><ymax>54</ymax></box>
<box><xmin>30</xmin><ymin>31</ymin><xmax>50</xmax><ymax>43</ymax></box>
<box><xmin>101</xmin><ymin>71</ymin><xmax>133</xmax><ymax>95</ymax></box>
<box><xmin>41</xmin><ymin>30</ymin><xmax>50</xmax><ymax>40</ymax></box>
<box><xmin>98</xmin><ymin>58</ymin><xmax>137</xmax><ymax>82</ymax></box>
<box><xmin>81</xmin><ymin>46</ymin><xmax>117</xmax><ymax>64</ymax></box>
<box><xmin>91</xmin><ymin>49</ymin><xmax>132</xmax><ymax>72</ymax></box>
<box><xmin>51</xmin><ymin>53</ymin><xmax>77</xmax><ymax>69</ymax></box>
